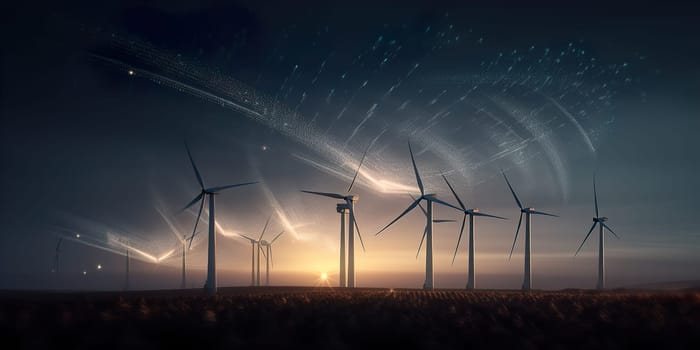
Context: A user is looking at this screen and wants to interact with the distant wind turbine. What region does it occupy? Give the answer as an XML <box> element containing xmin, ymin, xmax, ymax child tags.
<box><xmin>502</xmin><ymin>170</ymin><xmax>558</xmax><ymax>291</ymax></box>
<box><xmin>260</xmin><ymin>231</ymin><xmax>285</xmax><ymax>286</ymax></box>
<box><xmin>575</xmin><ymin>175</ymin><xmax>620</xmax><ymax>289</ymax></box>
<box><xmin>180</xmin><ymin>232</ymin><xmax>197</xmax><ymax>289</ymax></box>
<box><xmin>442</xmin><ymin>174</ymin><xmax>507</xmax><ymax>290</ymax></box>
<box><xmin>300</xmin><ymin>142</ymin><xmax>371</xmax><ymax>288</ymax></box>
<box><xmin>181</xmin><ymin>143</ymin><xmax>258</xmax><ymax>295</ymax></box>
<box><xmin>124</xmin><ymin>238</ymin><xmax>130</xmax><ymax>291</ymax></box>
<box><xmin>239</xmin><ymin>215</ymin><xmax>271</xmax><ymax>286</ymax></box>
<box><xmin>52</xmin><ymin>237</ymin><xmax>63</xmax><ymax>273</ymax></box>
<box><xmin>376</xmin><ymin>142</ymin><xmax>461</xmax><ymax>290</ymax></box>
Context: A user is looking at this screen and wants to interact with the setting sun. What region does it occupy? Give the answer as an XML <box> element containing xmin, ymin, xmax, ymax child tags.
<box><xmin>320</xmin><ymin>272</ymin><xmax>328</xmax><ymax>281</ymax></box>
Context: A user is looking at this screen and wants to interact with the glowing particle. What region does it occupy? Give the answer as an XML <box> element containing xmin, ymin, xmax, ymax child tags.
<box><xmin>128</xmin><ymin>70</ymin><xmax>134</xmax><ymax>76</ymax></box>
<box><xmin>97</xmin><ymin>264</ymin><xmax>102</xmax><ymax>270</ymax></box>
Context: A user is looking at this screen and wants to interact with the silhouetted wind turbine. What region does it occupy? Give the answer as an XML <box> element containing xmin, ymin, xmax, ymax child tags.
<box><xmin>240</xmin><ymin>215</ymin><xmax>271</xmax><ymax>286</ymax></box>
<box><xmin>376</xmin><ymin>142</ymin><xmax>461</xmax><ymax>290</ymax></box>
<box><xmin>181</xmin><ymin>143</ymin><xmax>258</xmax><ymax>295</ymax></box>
<box><xmin>411</xmin><ymin>194</ymin><xmax>456</xmax><ymax>259</ymax></box>
<box><xmin>181</xmin><ymin>232</ymin><xmax>197</xmax><ymax>289</ymax></box>
<box><xmin>442</xmin><ymin>174</ymin><xmax>507</xmax><ymax>289</ymax></box>
<box><xmin>300</xmin><ymin>143</ymin><xmax>370</xmax><ymax>288</ymax></box>
<box><xmin>124</xmin><ymin>238</ymin><xmax>130</xmax><ymax>291</ymax></box>
<box><xmin>502</xmin><ymin>170</ymin><xmax>558</xmax><ymax>291</ymax></box>
<box><xmin>575</xmin><ymin>175</ymin><xmax>620</xmax><ymax>289</ymax></box>
<box><xmin>260</xmin><ymin>231</ymin><xmax>285</xmax><ymax>286</ymax></box>
<box><xmin>52</xmin><ymin>237</ymin><xmax>63</xmax><ymax>273</ymax></box>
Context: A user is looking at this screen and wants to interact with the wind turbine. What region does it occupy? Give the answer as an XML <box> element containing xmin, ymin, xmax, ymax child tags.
<box><xmin>180</xmin><ymin>232</ymin><xmax>197</xmax><ymax>289</ymax></box>
<box><xmin>124</xmin><ymin>238</ymin><xmax>130</xmax><ymax>291</ymax></box>
<box><xmin>376</xmin><ymin>142</ymin><xmax>461</xmax><ymax>290</ymax></box>
<box><xmin>181</xmin><ymin>143</ymin><xmax>258</xmax><ymax>295</ymax></box>
<box><xmin>575</xmin><ymin>175</ymin><xmax>620</xmax><ymax>289</ymax></box>
<box><xmin>442</xmin><ymin>174</ymin><xmax>507</xmax><ymax>289</ymax></box>
<box><xmin>238</xmin><ymin>215</ymin><xmax>271</xmax><ymax>286</ymax></box>
<box><xmin>411</xmin><ymin>194</ymin><xmax>456</xmax><ymax>259</ymax></box>
<box><xmin>300</xmin><ymin>143</ymin><xmax>370</xmax><ymax>288</ymax></box>
<box><xmin>502</xmin><ymin>170</ymin><xmax>558</xmax><ymax>291</ymax></box>
<box><xmin>52</xmin><ymin>237</ymin><xmax>63</xmax><ymax>273</ymax></box>
<box><xmin>260</xmin><ymin>231</ymin><xmax>285</xmax><ymax>286</ymax></box>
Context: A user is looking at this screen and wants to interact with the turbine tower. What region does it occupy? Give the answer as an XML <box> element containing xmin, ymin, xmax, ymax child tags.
<box><xmin>336</xmin><ymin>203</ymin><xmax>348</xmax><ymax>287</ymax></box>
<box><xmin>52</xmin><ymin>238</ymin><xmax>63</xmax><ymax>273</ymax></box>
<box><xmin>260</xmin><ymin>231</ymin><xmax>285</xmax><ymax>286</ymax></box>
<box><xmin>575</xmin><ymin>175</ymin><xmax>620</xmax><ymax>289</ymax></box>
<box><xmin>181</xmin><ymin>232</ymin><xmax>197</xmax><ymax>289</ymax></box>
<box><xmin>502</xmin><ymin>171</ymin><xmax>558</xmax><ymax>291</ymax></box>
<box><xmin>124</xmin><ymin>239</ymin><xmax>130</xmax><ymax>291</ymax></box>
<box><xmin>376</xmin><ymin>142</ymin><xmax>461</xmax><ymax>290</ymax></box>
<box><xmin>442</xmin><ymin>174</ymin><xmax>507</xmax><ymax>290</ymax></box>
<box><xmin>238</xmin><ymin>234</ymin><xmax>260</xmax><ymax>286</ymax></box>
<box><xmin>181</xmin><ymin>143</ymin><xmax>258</xmax><ymax>295</ymax></box>
<box><xmin>300</xmin><ymin>143</ymin><xmax>370</xmax><ymax>288</ymax></box>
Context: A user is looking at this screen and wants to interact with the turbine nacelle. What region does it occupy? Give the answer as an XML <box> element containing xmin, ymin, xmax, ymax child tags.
<box><xmin>336</xmin><ymin>203</ymin><xmax>349</xmax><ymax>213</ymax></box>
<box><xmin>594</xmin><ymin>217</ymin><xmax>609</xmax><ymax>222</ymax></box>
<box><xmin>346</xmin><ymin>195</ymin><xmax>359</xmax><ymax>202</ymax></box>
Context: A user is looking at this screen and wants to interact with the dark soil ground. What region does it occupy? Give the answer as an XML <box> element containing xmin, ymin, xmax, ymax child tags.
<box><xmin>1</xmin><ymin>287</ymin><xmax>698</xmax><ymax>349</ymax></box>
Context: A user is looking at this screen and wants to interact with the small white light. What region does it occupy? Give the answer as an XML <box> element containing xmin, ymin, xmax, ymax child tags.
<box><xmin>261</xmin><ymin>145</ymin><xmax>268</xmax><ymax>151</ymax></box>
<box><xmin>97</xmin><ymin>264</ymin><xmax>102</xmax><ymax>270</ymax></box>
<box><xmin>76</xmin><ymin>234</ymin><xmax>80</xmax><ymax>238</ymax></box>
<box><xmin>128</xmin><ymin>70</ymin><xmax>134</xmax><ymax>76</ymax></box>
<box><xmin>82</xmin><ymin>270</ymin><xmax>87</xmax><ymax>275</ymax></box>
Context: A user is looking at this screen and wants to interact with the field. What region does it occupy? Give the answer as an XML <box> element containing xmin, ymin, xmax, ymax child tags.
<box><xmin>1</xmin><ymin>287</ymin><xmax>699</xmax><ymax>349</ymax></box>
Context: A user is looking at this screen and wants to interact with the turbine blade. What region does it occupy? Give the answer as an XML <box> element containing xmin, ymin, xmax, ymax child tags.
<box><xmin>501</xmin><ymin>170</ymin><xmax>523</xmax><ymax>210</ymax></box>
<box><xmin>300</xmin><ymin>190</ymin><xmax>346</xmax><ymax>200</ymax></box>
<box><xmin>181</xmin><ymin>192</ymin><xmax>204</xmax><ymax>212</ymax></box>
<box><xmin>575</xmin><ymin>222</ymin><xmax>598</xmax><ymax>256</ymax></box>
<box><xmin>428</xmin><ymin>196</ymin><xmax>462</xmax><ymax>212</ymax></box>
<box><xmin>270</xmin><ymin>230</ymin><xmax>285</xmax><ymax>244</ymax></box>
<box><xmin>258</xmin><ymin>244</ymin><xmax>267</xmax><ymax>259</ymax></box>
<box><xmin>239</xmin><ymin>234</ymin><xmax>256</xmax><ymax>242</ymax></box>
<box><xmin>348</xmin><ymin>142</ymin><xmax>372</xmax><ymax>192</ymax></box>
<box><xmin>442</xmin><ymin>174</ymin><xmax>466</xmax><ymax>210</ymax></box>
<box><xmin>350</xmin><ymin>208</ymin><xmax>366</xmax><ymax>253</ymax></box>
<box><xmin>416</xmin><ymin>225</ymin><xmax>428</xmax><ymax>259</ymax></box>
<box><xmin>594</xmin><ymin>174</ymin><xmax>599</xmax><ymax>218</ymax></box>
<box><xmin>472</xmin><ymin>212</ymin><xmax>508</xmax><ymax>220</ymax></box>
<box><xmin>185</xmin><ymin>142</ymin><xmax>205</xmax><ymax>189</ymax></box>
<box><xmin>530</xmin><ymin>210</ymin><xmax>559</xmax><ymax>217</ymax></box>
<box><xmin>376</xmin><ymin>198</ymin><xmax>421</xmax><ymax>235</ymax></box>
<box><xmin>407</xmin><ymin>142</ymin><xmax>424</xmax><ymax>195</ymax></box>
<box><xmin>602</xmin><ymin>223</ymin><xmax>619</xmax><ymax>239</ymax></box>
<box><xmin>433</xmin><ymin>219</ymin><xmax>456</xmax><ymax>223</ymax></box>
<box><xmin>188</xmin><ymin>196</ymin><xmax>206</xmax><ymax>249</ymax></box>
<box><xmin>207</xmin><ymin>181</ymin><xmax>258</xmax><ymax>193</ymax></box>
<box><xmin>259</xmin><ymin>215</ymin><xmax>272</xmax><ymax>240</ymax></box>
<box><xmin>509</xmin><ymin>212</ymin><xmax>523</xmax><ymax>260</ymax></box>
<box><xmin>451</xmin><ymin>214</ymin><xmax>467</xmax><ymax>265</ymax></box>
